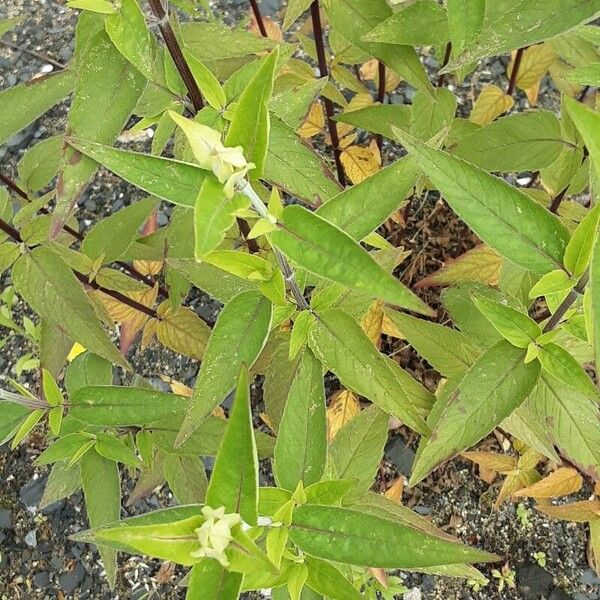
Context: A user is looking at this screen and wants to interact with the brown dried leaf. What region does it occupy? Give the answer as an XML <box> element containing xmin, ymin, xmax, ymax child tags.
<box><xmin>359</xmin><ymin>59</ymin><xmax>378</xmax><ymax>80</ymax></box>
<box><xmin>249</xmin><ymin>13</ymin><xmax>283</xmax><ymax>41</ymax></box>
<box><xmin>470</xmin><ymin>85</ymin><xmax>515</xmax><ymax>125</ymax></box>
<box><xmin>369</xmin><ymin>568</ymin><xmax>389</xmax><ymax>589</ymax></box>
<box><xmin>494</xmin><ymin>469</ymin><xmax>540</xmax><ymax>510</ymax></box>
<box><xmin>327</xmin><ymin>389</ymin><xmax>361</xmax><ymax>441</ymax></box>
<box><xmin>416</xmin><ymin>245</ymin><xmax>502</xmax><ymax>289</ymax></box>
<box><xmin>514</xmin><ymin>467</ymin><xmax>583</xmax><ymax>499</ymax></box>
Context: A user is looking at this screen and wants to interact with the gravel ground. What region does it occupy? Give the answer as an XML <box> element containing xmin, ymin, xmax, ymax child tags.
<box><xmin>1</xmin><ymin>1</ymin><xmax>599</xmax><ymax>599</ymax></box>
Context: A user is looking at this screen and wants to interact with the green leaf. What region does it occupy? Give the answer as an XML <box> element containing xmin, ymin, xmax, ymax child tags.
<box><xmin>186</xmin><ymin>560</ymin><xmax>242</xmax><ymax>600</ymax></box>
<box><xmin>225</xmin><ymin>49</ymin><xmax>278</xmax><ymax>179</ymax></box>
<box><xmin>336</xmin><ymin>104</ymin><xmax>411</xmax><ymax>139</ymax></box>
<box><xmin>73</xmin><ymin>505</ymin><xmax>204</xmax><ymax>565</ymax></box>
<box><xmin>42</xmin><ymin>368</ymin><xmax>64</xmax><ymax>407</ymax></box>
<box><xmin>271</xmin><ymin>205</ymin><xmax>432</xmax><ymax>315</ymax></box>
<box><xmin>264</xmin><ymin>117</ymin><xmax>341</xmax><ymax>206</ymax></box>
<box><xmin>592</xmin><ymin>222</ymin><xmax>600</xmax><ymax>380</ymax></box>
<box><xmin>17</xmin><ymin>135</ymin><xmax>63</xmax><ymax>193</ymax></box>
<box><xmin>383</xmin><ymin>309</ymin><xmax>480</xmax><ymax>380</ymax></box>
<box><xmin>411</xmin><ymin>88</ymin><xmax>456</xmax><ymax>142</ymax></box>
<box><xmin>411</xmin><ymin>341</ymin><xmax>541</xmax><ymax>485</ymax></box>
<box><xmin>36</xmin><ymin>433</ymin><xmax>91</xmax><ymax>465</ymax></box>
<box><xmin>305</xmin><ymin>556</ymin><xmax>361</xmax><ymax>600</ymax></box>
<box><xmin>472</xmin><ymin>295</ymin><xmax>542</xmax><ymax>348</ymax></box>
<box><xmin>177</xmin><ymin>291</ymin><xmax>272</xmax><ymax>445</ymax></box>
<box><xmin>393</xmin><ymin>128</ymin><xmax>570</xmax><ymax>274</ymax></box>
<box><xmin>105</xmin><ymin>0</ymin><xmax>156</xmax><ymax>79</ymax></box>
<box><xmin>519</xmin><ymin>374</ymin><xmax>600</xmax><ymax>479</ymax></box>
<box><xmin>449</xmin><ymin>111</ymin><xmax>569</xmax><ymax>172</ymax></box>
<box><xmin>567</xmin><ymin>63</ymin><xmax>600</xmax><ymax>86</ymax></box>
<box><xmin>316</xmin><ymin>156</ymin><xmax>419</xmax><ymax>242</ymax></box>
<box><xmin>274</xmin><ymin>350</ymin><xmax>326</xmax><ymax>491</ymax></box>
<box><xmin>327</xmin><ymin>405</ymin><xmax>388</xmax><ymax>501</ymax></box>
<box><xmin>0</xmin><ymin>70</ymin><xmax>74</xmax><ymax>146</ymax></box>
<box><xmin>323</xmin><ymin>0</ymin><xmax>434</xmax><ymax>96</ymax></box>
<box><xmin>67</xmin><ymin>139</ymin><xmax>206</xmax><ymax>208</ymax></box>
<box><xmin>65</xmin><ymin>352</ymin><xmax>112</xmax><ymax>395</ymax></box>
<box><xmin>206</xmin><ymin>367</ymin><xmax>259</xmax><ymax>524</ymax></box>
<box><xmin>447</xmin><ymin>0</ymin><xmax>485</xmax><ymax>56</ymax></box>
<box><xmin>271</xmin><ymin>77</ymin><xmax>326</xmax><ymax>129</ymax></box>
<box><xmin>40</xmin><ymin>461</ymin><xmax>82</xmax><ymax>510</ymax></box>
<box><xmin>529</xmin><ymin>269</ymin><xmax>574</xmax><ymax>298</ymax></box>
<box><xmin>289</xmin><ymin>310</ymin><xmax>315</xmax><ymax>360</ymax></box>
<box><xmin>95</xmin><ymin>432</ymin><xmax>140</xmax><ymax>468</ymax></box>
<box><xmin>166</xmin><ymin>258</ymin><xmax>255</xmax><ymax>304</ymax></box>
<box><xmin>290</xmin><ymin>504</ymin><xmax>498</xmax><ymax>568</ymax></box>
<box><xmin>0</xmin><ymin>15</ymin><xmax>25</xmax><ymax>37</ymax></box>
<box><xmin>0</xmin><ymin>242</ymin><xmax>20</xmax><ymax>275</ymax></box>
<box><xmin>0</xmin><ymin>403</ymin><xmax>31</xmax><ymax>444</ymax></box>
<box><xmin>446</xmin><ymin>0</ymin><xmax>600</xmax><ymax>72</ymax></box>
<box><xmin>82</xmin><ymin>197</ymin><xmax>156</xmax><ymax>264</ymax></box>
<box><xmin>185</xmin><ymin>51</ymin><xmax>227</xmax><ymax>111</ymax></box>
<box><xmin>195</xmin><ymin>178</ymin><xmax>250</xmax><ymax>258</ymax></box>
<box><xmin>364</xmin><ymin>0</ymin><xmax>449</xmax><ymax>46</ymax></box>
<box><xmin>565</xmin><ymin>95</ymin><xmax>600</xmax><ymax>179</ymax></box>
<box><xmin>564</xmin><ymin>204</ymin><xmax>600</xmax><ymax>277</ymax></box>
<box><xmin>164</xmin><ymin>455</ymin><xmax>208</xmax><ymax>504</ymax></box>
<box><xmin>12</xmin><ymin>248</ymin><xmax>129</xmax><ymax>370</ymax></box>
<box><xmin>283</xmin><ymin>0</ymin><xmax>313</xmax><ymax>30</ymax></box>
<box><xmin>537</xmin><ymin>342</ymin><xmax>599</xmax><ymax>398</ymax></box>
<box><xmin>181</xmin><ymin>21</ymin><xmax>276</xmax><ymax>62</ymax></box>
<box><xmin>70</xmin><ymin>386</ymin><xmax>188</xmax><ymax>426</ymax></box>
<box><xmin>11</xmin><ymin>409</ymin><xmax>44</xmax><ymax>449</ymax></box>
<box><xmin>52</xmin><ymin>30</ymin><xmax>145</xmax><ymax>235</ymax></box>
<box><xmin>80</xmin><ymin>449</ymin><xmax>120</xmax><ymax>588</ymax></box>
<box><xmin>309</xmin><ymin>309</ymin><xmax>430</xmax><ymax>435</ymax></box>
<box><xmin>68</xmin><ymin>0</ymin><xmax>118</xmax><ymax>13</ymax></box>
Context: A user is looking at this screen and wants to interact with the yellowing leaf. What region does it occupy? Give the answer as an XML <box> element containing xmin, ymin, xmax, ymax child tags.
<box><xmin>140</xmin><ymin>318</ymin><xmax>157</xmax><ymax>351</ymax></box>
<box><xmin>298</xmin><ymin>102</ymin><xmax>325</xmax><ymax>138</ymax></box>
<box><xmin>160</xmin><ymin>376</ymin><xmax>194</xmax><ymax>397</ymax></box>
<box><xmin>537</xmin><ymin>500</ymin><xmax>600</xmax><ymax>523</ymax></box>
<box><xmin>156</xmin><ymin>302</ymin><xmax>211</xmax><ymax>361</ymax></box>
<box><xmin>67</xmin><ymin>343</ymin><xmax>86</xmax><ymax>362</ymax></box>
<box><xmin>495</xmin><ymin>469</ymin><xmax>540</xmax><ymax>510</ymax></box>
<box><xmin>359</xmin><ymin>59</ymin><xmax>379</xmax><ymax>80</ymax></box>
<box><xmin>384</xmin><ymin>477</ymin><xmax>404</xmax><ymax>503</ymax></box>
<box><xmin>508</xmin><ymin>44</ymin><xmax>556</xmax><ymax>93</ymax></box>
<box><xmin>462</xmin><ymin>451</ymin><xmax>518</xmax><ymax>474</ymax></box>
<box><xmin>341</xmin><ymin>145</ymin><xmax>381</xmax><ymax>184</ymax></box>
<box><xmin>514</xmin><ymin>467</ymin><xmax>583</xmax><ymax>498</ymax></box>
<box><xmin>416</xmin><ymin>245</ymin><xmax>502</xmax><ymax>288</ymax></box>
<box><xmin>470</xmin><ymin>85</ymin><xmax>515</xmax><ymax>125</ymax></box>
<box><xmin>362</xmin><ymin>300</ymin><xmax>384</xmax><ymax>348</ymax></box>
<box><xmin>94</xmin><ymin>284</ymin><xmax>158</xmax><ymax>335</ymax></box>
<box><xmin>381</xmin><ymin>314</ymin><xmax>404</xmax><ymax>339</ymax></box>
<box><xmin>133</xmin><ymin>260</ymin><xmax>163</xmax><ymax>277</ymax></box>
<box><xmin>326</xmin><ymin>389</ymin><xmax>361</xmax><ymax>441</ymax></box>
<box><xmin>249</xmin><ymin>13</ymin><xmax>283</xmax><ymax>41</ymax></box>
<box><xmin>345</xmin><ymin>93</ymin><xmax>374</xmax><ymax>112</ymax></box>
<box><xmin>525</xmin><ymin>80</ymin><xmax>541</xmax><ymax>106</ymax></box>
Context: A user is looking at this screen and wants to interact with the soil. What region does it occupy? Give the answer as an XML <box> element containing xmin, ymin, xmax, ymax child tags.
<box><xmin>1</xmin><ymin>1</ymin><xmax>599</xmax><ymax>599</ymax></box>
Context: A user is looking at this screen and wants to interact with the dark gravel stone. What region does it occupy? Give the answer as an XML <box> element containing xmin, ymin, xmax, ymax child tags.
<box><xmin>550</xmin><ymin>588</ymin><xmax>574</xmax><ymax>600</ymax></box>
<box><xmin>385</xmin><ymin>436</ymin><xmax>416</xmax><ymax>475</ymax></box>
<box><xmin>517</xmin><ymin>563</ymin><xmax>554</xmax><ymax>600</ymax></box>
<box><xmin>20</xmin><ymin>477</ymin><xmax>46</xmax><ymax>508</ymax></box>
<box><xmin>0</xmin><ymin>508</ymin><xmax>13</xmax><ymax>529</ymax></box>
<box><xmin>33</xmin><ymin>571</ymin><xmax>50</xmax><ymax>588</ymax></box>
<box><xmin>59</xmin><ymin>562</ymin><xmax>87</xmax><ymax>593</ymax></box>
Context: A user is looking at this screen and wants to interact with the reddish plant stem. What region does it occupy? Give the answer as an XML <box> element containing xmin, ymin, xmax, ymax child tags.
<box><xmin>0</xmin><ymin>214</ymin><xmax>160</xmax><ymax>319</ymax></box>
<box><xmin>376</xmin><ymin>61</ymin><xmax>386</xmax><ymax>153</ymax></box>
<box><xmin>549</xmin><ymin>185</ymin><xmax>568</xmax><ymax>214</ymax></box>
<box><xmin>237</xmin><ymin>217</ymin><xmax>260</xmax><ymax>253</ymax></box>
<box><xmin>310</xmin><ymin>1</ymin><xmax>346</xmax><ymax>186</ymax></box>
<box><xmin>437</xmin><ymin>42</ymin><xmax>452</xmax><ymax>87</ymax></box>
<box><xmin>507</xmin><ymin>47</ymin><xmax>525</xmax><ymax>96</ymax></box>
<box><xmin>578</xmin><ymin>85</ymin><xmax>591</xmax><ymax>103</ymax></box>
<box><xmin>147</xmin><ymin>0</ymin><xmax>204</xmax><ymax>113</ymax></box>
<box><xmin>0</xmin><ymin>173</ymin><xmax>168</xmax><ymax>296</ymax></box>
<box><xmin>249</xmin><ymin>0</ymin><xmax>268</xmax><ymax>37</ymax></box>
